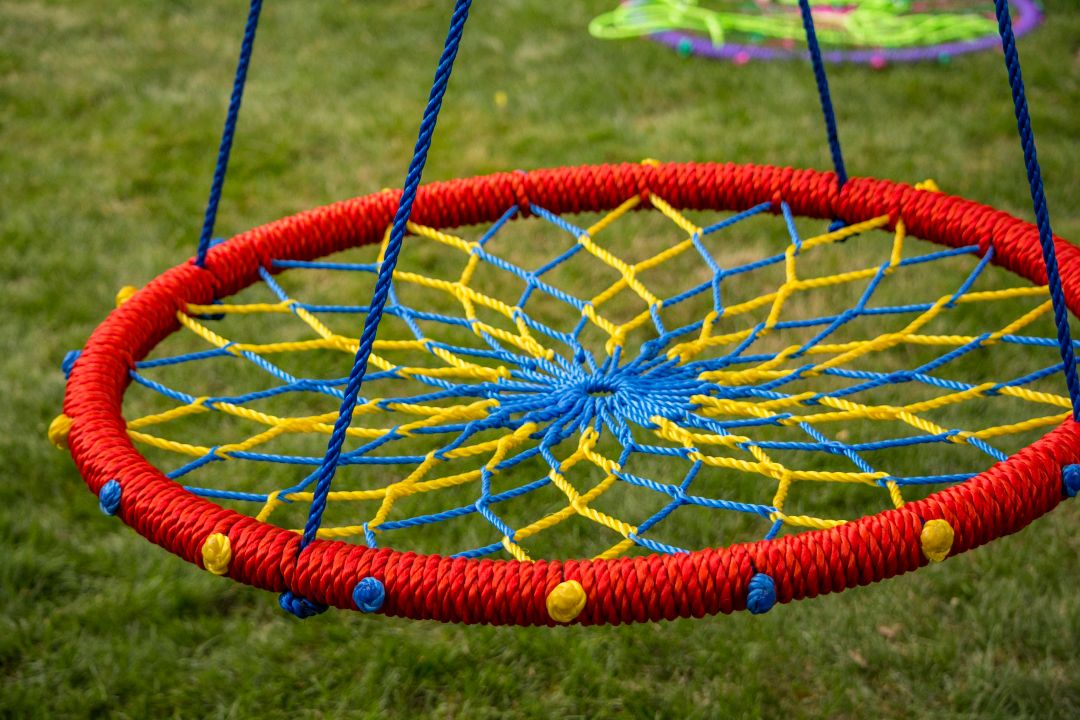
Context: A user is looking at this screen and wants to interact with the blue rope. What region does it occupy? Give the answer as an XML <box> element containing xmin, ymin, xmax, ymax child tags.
<box><xmin>992</xmin><ymin>0</ymin><xmax>1080</xmax><ymax>419</ymax></box>
<box><xmin>194</xmin><ymin>0</ymin><xmax>263</xmax><ymax>268</ymax></box>
<box><xmin>796</xmin><ymin>0</ymin><xmax>847</xmax><ymax>188</ymax></box>
<box><xmin>298</xmin><ymin>0</ymin><xmax>474</xmax><ymax>551</ymax></box>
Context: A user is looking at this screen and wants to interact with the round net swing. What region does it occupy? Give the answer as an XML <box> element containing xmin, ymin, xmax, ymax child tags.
<box><xmin>53</xmin><ymin>0</ymin><xmax>1079</xmax><ymax>625</ymax></box>
<box><xmin>590</xmin><ymin>1</ymin><xmax>1045</xmax><ymax>66</ymax></box>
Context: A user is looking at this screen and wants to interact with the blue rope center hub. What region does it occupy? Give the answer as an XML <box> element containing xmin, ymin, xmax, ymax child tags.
<box><xmin>534</xmin><ymin>355</ymin><xmax>705</xmax><ymax>434</ymax></box>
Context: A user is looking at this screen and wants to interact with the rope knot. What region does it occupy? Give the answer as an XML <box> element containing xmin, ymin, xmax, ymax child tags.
<box><xmin>920</xmin><ymin>519</ymin><xmax>954</xmax><ymax>563</ymax></box>
<box><xmin>746</xmin><ymin>572</ymin><xmax>777</xmax><ymax>614</ymax></box>
<box><xmin>98</xmin><ymin>479</ymin><xmax>122</xmax><ymax>516</ymax></box>
<box><xmin>352</xmin><ymin>577</ymin><xmax>386</xmax><ymax>613</ymax></box>
<box><xmin>278</xmin><ymin>591</ymin><xmax>328</xmax><ymax>619</ymax></box>
<box><xmin>200</xmin><ymin>532</ymin><xmax>232</xmax><ymax>576</ymax></box>
<box><xmin>48</xmin><ymin>414</ymin><xmax>73</xmax><ymax>450</ymax></box>
<box><xmin>546</xmin><ymin>580</ymin><xmax>587</xmax><ymax>623</ymax></box>
<box><xmin>1062</xmin><ymin>465</ymin><xmax>1080</xmax><ymax>498</ymax></box>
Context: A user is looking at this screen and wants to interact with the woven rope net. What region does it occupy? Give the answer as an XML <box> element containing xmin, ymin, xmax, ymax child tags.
<box><xmin>118</xmin><ymin>183</ymin><xmax>1071</xmax><ymax>563</ymax></box>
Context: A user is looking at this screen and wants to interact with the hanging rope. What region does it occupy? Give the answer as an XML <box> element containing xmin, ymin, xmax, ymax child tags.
<box><xmin>796</xmin><ymin>0</ymin><xmax>848</xmax><ymax>187</ymax></box>
<box><xmin>991</xmin><ymin>0</ymin><xmax>1080</xmax><ymax>418</ymax></box>
<box><xmin>299</xmin><ymin>0</ymin><xmax>476</xmax><ymax>552</ymax></box>
<box><xmin>194</xmin><ymin>0</ymin><xmax>263</xmax><ymax>268</ymax></box>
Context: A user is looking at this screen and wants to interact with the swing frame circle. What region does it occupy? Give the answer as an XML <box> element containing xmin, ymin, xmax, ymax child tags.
<box><xmin>61</xmin><ymin>161</ymin><xmax>1080</xmax><ymax>625</ymax></box>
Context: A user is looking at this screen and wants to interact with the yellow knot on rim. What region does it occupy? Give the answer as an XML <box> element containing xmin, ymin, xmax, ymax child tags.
<box><xmin>201</xmin><ymin>532</ymin><xmax>232</xmax><ymax>576</ymax></box>
<box><xmin>48</xmin><ymin>414</ymin><xmax>73</xmax><ymax>450</ymax></box>
<box><xmin>546</xmin><ymin>580</ymin><xmax>586</xmax><ymax>623</ymax></box>
<box><xmin>920</xmin><ymin>519</ymin><xmax>954</xmax><ymax>563</ymax></box>
<box><xmin>115</xmin><ymin>285</ymin><xmax>139</xmax><ymax>307</ymax></box>
<box><xmin>915</xmin><ymin>178</ymin><xmax>942</xmax><ymax>193</ymax></box>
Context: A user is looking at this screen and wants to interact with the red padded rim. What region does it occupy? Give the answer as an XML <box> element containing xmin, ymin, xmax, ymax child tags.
<box><xmin>62</xmin><ymin>162</ymin><xmax>1080</xmax><ymax>625</ymax></box>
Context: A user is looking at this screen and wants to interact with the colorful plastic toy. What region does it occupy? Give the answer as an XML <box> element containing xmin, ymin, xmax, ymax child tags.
<box><xmin>590</xmin><ymin>0</ymin><xmax>1044</xmax><ymax>65</ymax></box>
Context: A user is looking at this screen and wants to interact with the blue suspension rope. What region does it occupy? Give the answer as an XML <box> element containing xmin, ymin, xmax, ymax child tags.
<box><xmin>194</xmin><ymin>0</ymin><xmax>263</xmax><ymax>268</ymax></box>
<box><xmin>992</xmin><ymin>0</ymin><xmax>1080</xmax><ymax>419</ymax></box>
<box><xmin>299</xmin><ymin>0</ymin><xmax>475</xmax><ymax>551</ymax></box>
<box><xmin>796</xmin><ymin>0</ymin><xmax>848</xmax><ymax>188</ymax></box>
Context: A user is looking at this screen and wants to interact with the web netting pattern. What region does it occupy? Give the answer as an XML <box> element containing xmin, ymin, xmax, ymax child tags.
<box><xmin>119</xmin><ymin>187</ymin><xmax>1073</xmax><ymax>562</ymax></box>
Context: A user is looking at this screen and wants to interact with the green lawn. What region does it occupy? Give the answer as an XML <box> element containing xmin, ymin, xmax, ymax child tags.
<box><xmin>3</xmin><ymin>1</ymin><xmax>1080</xmax><ymax>718</ymax></box>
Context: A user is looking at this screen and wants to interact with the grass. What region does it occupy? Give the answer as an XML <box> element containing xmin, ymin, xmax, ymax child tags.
<box><xmin>2</xmin><ymin>1</ymin><xmax>1080</xmax><ymax>717</ymax></box>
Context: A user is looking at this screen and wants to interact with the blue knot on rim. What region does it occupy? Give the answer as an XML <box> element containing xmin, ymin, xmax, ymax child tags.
<box><xmin>61</xmin><ymin>349</ymin><xmax>82</xmax><ymax>379</ymax></box>
<box><xmin>352</xmin><ymin>576</ymin><xmax>386</xmax><ymax>613</ymax></box>
<box><xmin>278</xmin><ymin>591</ymin><xmax>328</xmax><ymax>619</ymax></box>
<box><xmin>747</xmin><ymin>572</ymin><xmax>777</xmax><ymax>615</ymax></box>
<box><xmin>98</xmin><ymin>479</ymin><xmax>122</xmax><ymax>516</ymax></box>
<box><xmin>1063</xmin><ymin>464</ymin><xmax>1080</xmax><ymax>498</ymax></box>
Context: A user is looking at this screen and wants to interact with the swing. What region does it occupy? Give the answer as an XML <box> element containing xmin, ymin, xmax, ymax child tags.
<box><xmin>51</xmin><ymin>0</ymin><xmax>1079</xmax><ymax>625</ymax></box>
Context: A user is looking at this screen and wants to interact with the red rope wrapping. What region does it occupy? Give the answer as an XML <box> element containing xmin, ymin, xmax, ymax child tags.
<box><xmin>62</xmin><ymin>162</ymin><xmax>1080</xmax><ymax>625</ymax></box>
